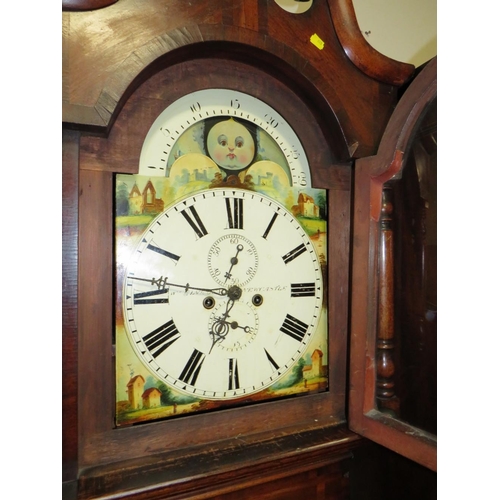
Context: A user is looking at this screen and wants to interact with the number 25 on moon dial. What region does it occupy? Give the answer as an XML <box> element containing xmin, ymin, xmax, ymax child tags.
<box><xmin>123</xmin><ymin>188</ymin><xmax>324</xmax><ymax>400</ymax></box>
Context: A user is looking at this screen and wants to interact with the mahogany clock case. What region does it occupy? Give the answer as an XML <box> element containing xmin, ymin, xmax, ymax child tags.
<box><xmin>70</xmin><ymin>45</ymin><xmax>353</xmax><ymax>494</ymax></box>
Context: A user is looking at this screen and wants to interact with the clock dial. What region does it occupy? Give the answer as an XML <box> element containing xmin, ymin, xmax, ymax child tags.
<box><xmin>138</xmin><ymin>89</ymin><xmax>311</xmax><ymax>187</ymax></box>
<box><xmin>122</xmin><ymin>188</ymin><xmax>324</xmax><ymax>400</ymax></box>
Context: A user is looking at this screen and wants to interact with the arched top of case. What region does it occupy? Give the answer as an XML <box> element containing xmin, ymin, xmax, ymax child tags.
<box><xmin>63</xmin><ymin>0</ymin><xmax>416</xmax><ymax>159</ymax></box>
<box><xmin>367</xmin><ymin>56</ymin><xmax>437</xmax><ymax>220</ymax></box>
<box><xmin>372</xmin><ymin>57</ymin><xmax>437</xmax><ymax>181</ymax></box>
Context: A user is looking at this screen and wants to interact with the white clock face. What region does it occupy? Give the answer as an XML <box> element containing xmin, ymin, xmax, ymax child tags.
<box><xmin>139</xmin><ymin>89</ymin><xmax>311</xmax><ymax>187</ymax></box>
<box><xmin>123</xmin><ymin>188</ymin><xmax>323</xmax><ymax>399</ymax></box>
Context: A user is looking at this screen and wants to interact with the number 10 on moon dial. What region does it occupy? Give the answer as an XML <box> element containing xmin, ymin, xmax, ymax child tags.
<box><xmin>118</xmin><ymin>185</ymin><xmax>328</xmax><ymax>420</ymax></box>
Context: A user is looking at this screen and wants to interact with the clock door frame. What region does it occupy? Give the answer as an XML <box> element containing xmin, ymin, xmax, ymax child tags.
<box><xmin>349</xmin><ymin>57</ymin><xmax>437</xmax><ymax>471</ymax></box>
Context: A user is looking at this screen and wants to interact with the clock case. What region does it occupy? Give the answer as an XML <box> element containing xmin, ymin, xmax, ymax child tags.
<box><xmin>63</xmin><ymin>1</ymin><xmax>436</xmax><ymax>498</ymax></box>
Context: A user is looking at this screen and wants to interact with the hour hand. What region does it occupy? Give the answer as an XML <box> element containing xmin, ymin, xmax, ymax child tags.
<box><xmin>218</xmin><ymin>318</ymin><xmax>253</xmax><ymax>334</ymax></box>
<box><xmin>128</xmin><ymin>275</ymin><xmax>227</xmax><ymax>296</ymax></box>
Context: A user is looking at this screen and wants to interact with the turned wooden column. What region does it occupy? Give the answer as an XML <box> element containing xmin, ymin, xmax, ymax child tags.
<box><xmin>376</xmin><ymin>186</ymin><xmax>400</xmax><ymax>415</ymax></box>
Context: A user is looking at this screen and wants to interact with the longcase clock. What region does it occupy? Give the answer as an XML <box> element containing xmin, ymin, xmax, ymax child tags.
<box><xmin>62</xmin><ymin>1</ymin><xmax>435</xmax><ymax>498</ymax></box>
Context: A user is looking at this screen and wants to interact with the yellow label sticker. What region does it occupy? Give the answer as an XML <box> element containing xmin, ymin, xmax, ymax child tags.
<box><xmin>310</xmin><ymin>33</ymin><xmax>325</xmax><ymax>50</ymax></box>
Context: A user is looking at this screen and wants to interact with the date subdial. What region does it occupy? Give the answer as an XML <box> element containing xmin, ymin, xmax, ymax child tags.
<box><xmin>208</xmin><ymin>300</ymin><xmax>259</xmax><ymax>353</ymax></box>
<box><xmin>207</xmin><ymin>234</ymin><xmax>258</xmax><ymax>287</ymax></box>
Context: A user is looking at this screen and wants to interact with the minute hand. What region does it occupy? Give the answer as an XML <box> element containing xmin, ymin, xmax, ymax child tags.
<box><xmin>128</xmin><ymin>276</ymin><xmax>228</xmax><ymax>296</ymax></box>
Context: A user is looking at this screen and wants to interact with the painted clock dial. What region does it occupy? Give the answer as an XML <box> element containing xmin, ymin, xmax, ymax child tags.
<box><xmin>138</xmin><ymin>89</ymin><xmax>311</xmax><ymax>187</ymax></box>
<box><xmin>122</xmin><ymin>188</ymin><xmax>323</xmax><ymax>400</ymax></box>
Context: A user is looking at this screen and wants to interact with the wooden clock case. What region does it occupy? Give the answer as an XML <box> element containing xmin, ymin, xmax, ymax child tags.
<box><xmin>62</xmin><ymin>1</ymin><xmax>436</xmax><ymax>498</ymax></box>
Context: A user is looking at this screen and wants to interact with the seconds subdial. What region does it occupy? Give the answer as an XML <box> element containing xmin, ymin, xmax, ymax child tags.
<box><xmin>207</xmin><ymin>234</ymin><xmax>258</xmax><ymax>287</ymax></box>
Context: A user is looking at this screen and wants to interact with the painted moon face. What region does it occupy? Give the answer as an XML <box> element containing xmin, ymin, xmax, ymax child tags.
<box><xmin>207</xmin><ymin>118</ymin><xmax>255</xmax><ymax>171</ymax></box>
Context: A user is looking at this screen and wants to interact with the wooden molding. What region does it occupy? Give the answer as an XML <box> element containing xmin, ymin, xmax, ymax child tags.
<box><xmin>370</xmin><ymin>57</ymin><xmax>437</xmax><ymax>220</ymax></box>
<box><xmin>62</xmin><ymin>0</ymin><xmax>118</xmax><ymax>10</ymax></box>
<box><xmin>62</xmin><ymin>0</ymin><xmax>409</xmax><ymax>159</ymax></box>
<box><xmin>62</xmin><ymin>25</ymin><xmax>332</xmax><ymax>131</ymax></box>
<box><xmin>77</xmin><ymin>425</ymin><xmax>362</xmax><ymax>499</ymax></box>
<box><xmin>328</xmin><ymin>0</ymin><xmax>415</xmax><ymax>86</ymax></box>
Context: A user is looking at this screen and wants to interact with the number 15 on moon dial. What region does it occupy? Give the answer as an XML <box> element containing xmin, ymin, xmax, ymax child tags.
<box><xmin>123</xmin><ymin>188</ymin><xmax>326</xmax><ymax>400</ymax></box>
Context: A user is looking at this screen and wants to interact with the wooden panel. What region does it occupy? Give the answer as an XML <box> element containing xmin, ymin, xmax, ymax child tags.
<box><xmin>77</xmin><ymin>426</ymin><xmax>360</xmax><ymax>499</ymax></box>
<box><xmin>78</xmin><ymin>167</ymin><xmax>115</xmax><ymax>435</ymax></box>
<box><xmin>212</xmin><ymin>463</ymin><xmax>350</xmax><ymax>500</ymax></box>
